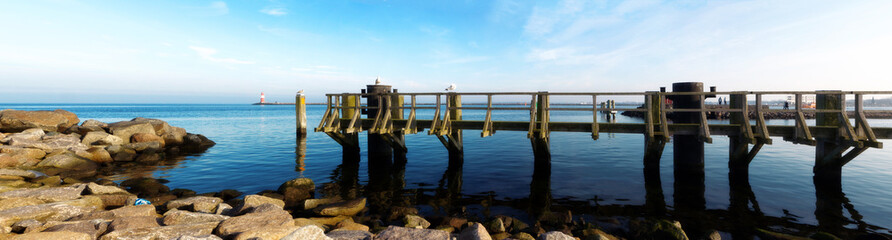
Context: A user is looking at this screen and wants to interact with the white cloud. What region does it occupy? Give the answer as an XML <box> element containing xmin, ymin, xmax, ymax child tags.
<box><xmin>260</xmin><ymin>7</ymin><xmax>287</xmax><ymax>16</ymax></box>
<box><xmin>188</xmin><ymin>46</ymin><xmax>253</xmax><ymax>64</ymax></box>
<box><xmin>210</xmin><ymin>1</ymin><xmax>228</xmax><ymax>15</ymax></box>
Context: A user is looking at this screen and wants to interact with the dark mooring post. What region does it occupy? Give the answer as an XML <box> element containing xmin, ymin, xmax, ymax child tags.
<box><xmin>729</xmin><ymin>92</ymin><xmax>749</xmax><ymax>180</ymax></box>
<box><xmin>671</xmin><ymin>82</ymin><xmax>707</xmax><ymax>237</ymax></box>
<box><xmin>447</xmin><ymin>93</ymin><xmax>464</xmax><ymax>162</ymax></box>
<box><xmin>814</xmin><ymin>91</ymin><xmax>844</xmax><ymax>181</ymax></box>
<box><xmin>367</xmin><ymin>84</ymin><xmax>394</xmax><ymax>163</ymax></box>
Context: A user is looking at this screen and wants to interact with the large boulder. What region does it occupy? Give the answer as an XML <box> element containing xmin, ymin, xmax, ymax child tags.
<box><xmin>237</xmin><ymin>194</ymin><xmax>285</xmax><ymax>213</ymax></box>
<box><xmin>214</xmin><ymin>208</ymin><xmax>294</xmax><ymax>238</ymax></box>
<box><xmin>0</xmin><ymin>186</ymin><xmax>83</xmax><ymax>202</ymax></box>
<box><xmin>166</xmin><ymin>196</ymin><xmax>222</xmax><ymax>213</ymax></box>
<box><xmin>162</xmin><ymin>209</ymin><xmax>229</xmax><ymax>226</ymax></box>
<box><xmin>313</xmin><ymin>198</ymin><xmax>366</xmax><ymax>217</ymax></box>
<box><xmin>0</xmin><ymin>129</ymin><xmax>45</xmax><ymax>144</ymax></box>
<box><xmin>460</xmin><ymin>222</ymin><xmax>492</xmax><ymax>240</ymax></box>
<box><xmin>0</xmin><ymin>197</ymin><xmax>45</xmax><ymax>211</ymax></box>
<box><xmin>373</xmin><ymin>225</ymin><xmax>450</xmax><ymax>240</ymax></box>
<box><xmin>0</xmin><ymin>109</ymin><xmax>78</xmax><ymax>132</ymax></box>
<box><xmin>234</xmin><ymin>226</ymin><xmax>301</xmax><ymax>240</ymax></box>
<box><xmin>162</xmin><ymin>127</ymin><xmax>187</xmax><ymax>146</ymax></box>
<box><xmin>107</xmin><ymin>216</ymin><xmax>161</xmax><ymax>231</ymax></box>
<box><xmin>131</xmin><ymin>133</ymin><xmax>165</xmax><ymax>147</ymax></box>
<box><xmin>36</xmin><ymin>153</ymin><xmax>97</xmax><ymax>171</ymax></box>
<box><xmin>0</xmin><ymin>202</ymin><xmax>96</xmax><ymax>227</ymax></box>
<box><xmin>40</xmin><ymin>219</ymin><xmax>110</xmax><ymax>239</ymax></box>
<box><xmin>0</xmin><ymin>146</ymin><xmax>47</xmax><ymax>160</ymax></box>
<box><xmin>77</xmin><ymin>147</ymin><xmax>113</xmax><ymax>163</ymax></box>
<box><xmin>71</xmin><ymin>204</ymin><xmax>157</xmax><ymax>221</ymax></box>
<box><xmin>81</xmin><ymin>131</ymin><xmax>124</xmax><ymax>146</ymax></box>
<box><xmin>131</xmin><ymin>117</ymin><xmax>173</xmax><ymax>135</ymax></box>
<box><xmin>278</xmin><ymin>178</ymin><xmax>315</xmax><ymax>208</ymax></box>
<box><xmin>42</xmin><ymin>134</ymin><xmax>89</xmax><ymax>152</ymax></box>
<box><xmin>403</xmin><ymin>215</ymin><xmax>430</xmax><ymax>229</ymax></box>
<box><xmin>99</xmin><ymin>221</ymin><xmax>219</xmax><ymax>240</ymax></box>
<box><xmin>281</xmin><ymin>225</ymin><xmax>333</xmax><ymax>240</ymax></box>
<box><xmin>107</xmin><ymin>122</ymin><xmax>155</xmax><ymax>144</ymax></box>
<box><xmin>8</xmin><ymin>231</ymin><xmax>92</xmax><ymax>240</ymax></box>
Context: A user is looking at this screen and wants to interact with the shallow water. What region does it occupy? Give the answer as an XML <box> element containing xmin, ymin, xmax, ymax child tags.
<box><xmin>3</xmin><ymin>103</ymin><xmax>892</xmax><ymax>237</ymax></box>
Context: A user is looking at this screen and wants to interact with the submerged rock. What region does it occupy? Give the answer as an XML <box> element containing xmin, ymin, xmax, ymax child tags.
<box><xmin>314</xmin><ymin>198</ymin><xmax>366</xmax><ymax>217</ymax></box>
<box><xmin>279</xmin><ymin>177</ymin><xmax>315</xmax><ymax>207</ymax></box>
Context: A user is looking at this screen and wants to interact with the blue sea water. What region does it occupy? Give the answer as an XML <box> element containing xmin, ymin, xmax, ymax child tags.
<box><xmin>3</xmin><ymin>103</ymin><xmax>892</xmax><ymax>236</ymax></box>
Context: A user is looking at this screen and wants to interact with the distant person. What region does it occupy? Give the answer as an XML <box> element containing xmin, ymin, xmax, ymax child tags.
<box><xmin>784</xmin><ymin>101</ymin><xmax>789</xmax><ymax>110</ymax></box>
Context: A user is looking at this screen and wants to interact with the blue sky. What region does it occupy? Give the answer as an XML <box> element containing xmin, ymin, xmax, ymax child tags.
<box><xmin>1</xmin><ymin>0</ymin><xmax>891</xmax><ymax>103</ymax></box>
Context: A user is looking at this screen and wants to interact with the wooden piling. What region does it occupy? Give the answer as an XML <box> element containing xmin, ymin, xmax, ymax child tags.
<box><xmin>729</xmin><ymin>93</ymin><xmax>752</xmax><ymax>180</ymax></box>
<box><xmin>367</xmin><ymin>84</ymin><xmax>393</xmax><ymax>161</ymax></box>
<box><xmin>447</xmin><ymin>93</ymin><xmax>463</xmax><ymax>157</ymax></box>
<box><xmin>392</xmin><ymin>89</ymin><xmax>407</xmax><ymax>162</ymax></box>
<box><xmin>671</xmin><ymin>82</ymin><xmax>705</xmax><ymax>169</ymax></box>
<box><xmin>339</xmin><ymin>95</ymin><xmax>359</xmax><ymax>152</ymax></box>
<box><xmin>815</xmin><ymin>91</ymin><xmax>844</xmax><ymax>180</ymax></box>
<box><xmin>296</xmin><ymin>92</ymin><xmax>307</xmax><ymax>136</ymax></box>
<box><xmin>531</xmin><ymin>92</ymin><xmax>550</xmax><ymax>158</ymax></box>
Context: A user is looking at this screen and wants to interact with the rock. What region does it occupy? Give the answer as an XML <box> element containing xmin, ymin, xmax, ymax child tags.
<box><xmin>444</xmin><ymin>217</ymin><xmax>468</xmax><ymax>230</ymax></box>
<box><xmin>295</xmin><ymin>218</ymin><xmax>326</xmax><ymax>229</ymax></box>
<box><xmin>580</xmin><ymin>228</ymin><xmax>619</xmax><ymax>240</ymax></box>
<box><xmin>36</xmin><ymin>153</ymin><xmax>97</xmax><ymax>171</ymax></box>
<box><xmin>9</xmin><ymin>231</ymin><xmax>92</xmax><ymax>240</ymax></box>
<box><xmin>215</xmin><ymin>203</ymin><xmax>233</xmax><ymax>215</ymax></box>
<box><xmin>387</xmin><ymin>206</ymin><xmax>418</xmax><ymax>222</ymax></box>
<box><xmin>335</xmin><ymin>219</ymin><xmax>370</xmax><ymax>232</ymax></box>
<box><xmin>495</xmin><ymin>215</ymin><xmax>529</xmax><ymax>233</ymax></box>
<box><xmin>460</xmin><ymin>222</ymin><xmax>492</xmax><ymax>240</ymax></box>
<box><xmin>10</xmin><ymin>219</ymin><xmax>41</xmax><ymax>233</ymax></box>
<box><xmin>162</xmin><ymin>209</ymin><xmax>229</xmax><ymax>226</ymax></box>
<box><xmin>754</xmin><ymin>229</ymin><xmax>810</xmax><ymax>240</ymax></box>
<box><xmin>304</xmin><ymin>198</ymin><xmax>340</xmax><ymax>210</ymax></box>
<box><xmin>166</xmin><ymin>196</ymin><xmax>222</xmax><ymax>213</ymax></box>
<box><xmin>373</xmin><ymin>225</ymin><xmax>450</xmax><ymax>240</ymax></box>
<box><xmin>278</xmin><ymin>178</ymin><xmax>315</xmax><ymax>207</ymax></box>
<box><xmin>0</xmin><ymin>186</ymin><xmax>83</xmax><ymax>203</ymax></box>
<box><xmin>629</xmin><ymin>219</ymin><xmax>689</xmax><ymax>240</ymax></box>
<box><xmin>216</xmin><ymin>189</ymin><xmax>243</xmax><ymax>201</ymax></box>
<box><xmin>0</xmin><ymin>147</ymin><xmax>46</xmax><ymax>160</ymax></box>
<box><xmin>234</xmin><ymin>226</ymin><xmax>300</xmax><ymax>240</ymax></box>
<box><xmin>55</xmin><ymin>195</ymin><xmax>105</xmax><ymax>209</ymax></box>
<box><xmin>81</xmin><ymin>119</ymin><xmax>108</xmax><ymax>129</ymax></box>
<box><xmin>539</xmin><ymin>231</ymin><xmax>575</xmax><ymax>240</ymax></box>
<box><xmin>486</xmin><ymin>218</ymin><xmax>506</xmax><ymax>233</ymax></box>
<box><xmin>108</xmin><ymin>216</ymin><xmax>161</xmax><ymax>231</ymax></box>
<box><xmin>214</xmin><ymin>208</ymin><xmax>294</xmax><ymax>238</ymax></box>
<box><xmin>134</xmin><ymin>150</ymin><xmax>163</xmax><ymax>163</ymax></box>
<box><xmin>76</xmin><ymin>147</ymin><xmax>113</xmax><ymax>163</ymax></box>
<box><xmin>94</xmin><ymin>194</ymin><xmax>138</xmax><ymax>208</ymax></box>
<box><xmin>41</xmin><ymin>219</ymin><xmax>109</xmax><ymax>239</ymax></box>
<box><xmin>183</xmin><ymin>134</ymin><xmax>215</xmax><ymax>149</ymax></box>
<box><xmin>171</xmin><ymin>188</ymin><xmax>197</xmax><ymax>198</ymax></box>
<box><xmin>120</xmin><ymin>177</ymin><xmax>170</xmax><ymax>197</ymax></box>
<box><xmin>513</xmin><ymin>232</ymin><xmax>536</xmax><ymax>240</ymax></box>
<box><xmin>172</xmin><ymin>235</ymin><xmax>223</xmax><ymax>240</ymax></box>
<box><xmin>0</xmin><ymin>109</ymin><xmax>77</xmax><ymax>132</ymax></box>
<box><xmin>42</xmin><ymin>134</ymin><xmax>89</xmax><ymax>152</ymax></box>
<box><xmin>706</xmin><ymin>230</ymin><xmax>722</xmax><ymax>240</ymax></box>
<box><xmin>0</xmin><ymin>129</ymin><xmax>45</xmax><ymax>144</ymax></box>
<box><xmin>33</xmin><ymin>175</ymin><xmax>61</xmax><ymax>187</ymax></box>
<box><xmin>0</xmin><ymin>203</ymin><xmax>96</xmax><ymax>227</ymax></box>
<box><xmin>162</xmin><ymin>127</ymin><xmax>187</xmax><ymax>146</ymax></box>
<box><xmin>124</xmin><ymin>142</ymin><xmax>163</xmax><ymax>152</ymax></box>
<box><xmin>108</xmin><ymin>122</ymin><xmax>155</xmax><ymax>144</ymax></box>
<box><xmin>327</xmin><ymin>230</ymin><xmax>373</xmax><ymax>240</ymax></box>
<box><xmin>238</xmin><ymin>194</ymin><xmax>285</xmax><ymax>213</ymax></box>
<box><xmin>0</xmin><ymin>169</ymin><xmax>37</xmax><ymax>179</ymax></box>
<box><xmin>242</xmin><ymin>203</ymin><xmax>284</xmax><ymax>214</ymax></box>
<box><xmin>0</xmin><ymin>198</ymin><xmax>45</xmax><ymax>211</ymax></box>
<box><xmin>281</xmin><ymin>225</ymin><xmax>333</xmax><ymax>240</ymax></box>
<box><xmin>314</xmin><ymin>198</ymin><xmax>366</xmax><ymax>216</ymax></box>
<box><xmin>71</xmin><ymin>204</ymin><xmax>157</xmax><ymax>221</ymax></box>
<box><xmin>403</xmin><ymin>215</ymin><xmax>430</xmax><ymax>229</ymax></box>
<box><xmin>100</xmin><ymin>221</ymin><xmax>219</xmax><ymax>240</ymax></box>
<box><xmin>130</xmin><ymin>117</ymin><xmax>173</xmax><ymax>136</ymax></box>
<box><xmin>83</xmin><ymin>182</ymin><xmax>129</xmax><ymax>195</ymax></box>
<box><xmin>82</xmin><ymin>131</ymin><xmax>123</xmax><ymax>146</ymax></box>
<box><xmin>310</xmin><ymin>215</ymin><xmax>350</xmax><ymax>226</ymax></box>
<box><xmin>131</xmin><ymin>133</ymin><xmax>165</xmax><ymax>147</ymax></box>
<box><xmin>0</xmin><ymin>154</ymin><xmax>17</xmax><ymax>168</ymax></box>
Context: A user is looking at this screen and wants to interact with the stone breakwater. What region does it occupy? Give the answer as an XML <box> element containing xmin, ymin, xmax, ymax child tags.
<box><xmin>0</xmin><ymin>109</ymin><xmax>215</xmax><ymax>180</ymax></box>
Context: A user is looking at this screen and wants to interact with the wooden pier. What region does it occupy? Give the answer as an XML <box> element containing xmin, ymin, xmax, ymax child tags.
<box><xmin>302</xmin><ymin>83</ymin><xmax>892</xmax><ymax>181</ymax></box>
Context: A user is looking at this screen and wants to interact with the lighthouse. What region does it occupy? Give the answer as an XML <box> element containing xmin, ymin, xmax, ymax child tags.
<box><xmin>260</xmin><ymin>92</ymin><xmax>266</xmax><ymax>104</ymax></box>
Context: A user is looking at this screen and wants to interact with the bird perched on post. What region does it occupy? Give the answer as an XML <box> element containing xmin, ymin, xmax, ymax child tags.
<box><xmin>297</xmin><ymin>89</ymin><xmax>304</xmax><ymax>94</ymax></box>
<box><xmin>445</xmin><ymin>83</ymin><xmax>456</xmax><ymax>91</ymax></box>
<box><xmin>375</xmin><ymin>76</ymin><xmax>381</xmax><ymax>85</ymax></box>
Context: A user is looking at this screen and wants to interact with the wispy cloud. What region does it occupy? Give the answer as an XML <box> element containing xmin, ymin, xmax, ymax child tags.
<box><xmin>210</xmin><ymin>1</ymin><xmax>229</xmax><ymax>15</ymax></box>
<box><xmin>189</xmin><ymin>46</ymin><xmax>253</xmax><ymax>64</ymax></box>
<box><xmin>260</xmin><ymin>7</ymin><xmax>287</xmax><ymax>16</ymax></box>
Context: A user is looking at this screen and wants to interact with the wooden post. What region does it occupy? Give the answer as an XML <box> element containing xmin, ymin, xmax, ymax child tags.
<box><xmin>392</xmin><ymin>89</ymin><xmax>406</xmax><ymax>163</ymax></box>
<box><xmin>531</xmin><ymin>92</ymin><xmax>550</xmax><ymax>159</ymax></box>
<box><xmin>296</xmin><ymin>92</ymin><xmax>307</xmax><ymax>136</ymax></box>
<box><xmin>643</xmin><ymin>92</ymin><xmax>665</xmax><ymax>172</ymax></box>
<box><xmin>447</xmin><ymin>93</ymin><xmax>463</xmax><ymax>160</ymax></box>
<box><xmin>367</xmin><ymin>84</ymin><xmax>393</xmax><ymax>162</ymax></box>
<box><xmin>670</xmin><ymin>82</ymin><xmax>706</xmax><ymax>235</ymax></box>
<box><xmin>729</xmin><ymin>93</ymin><xmax>749</xmax><ymax>180</ymax></box>
<box><xmin>815</xmin><ymin>91</ymin><xmax>844</xmax><ymax>180</ymax></box>
<box><xmin>340</xmin><ymin>95</ymin><xmax>359</xmax><ymax>153</ymax></box>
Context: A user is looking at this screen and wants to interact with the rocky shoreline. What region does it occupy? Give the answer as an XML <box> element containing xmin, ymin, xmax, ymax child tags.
<box><xmin>0</xmin><ymin>109</ymin><xmax>880</xmax><ymax>239</ymax></box>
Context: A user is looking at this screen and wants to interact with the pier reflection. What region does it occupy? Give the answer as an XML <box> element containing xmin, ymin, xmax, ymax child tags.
<box><xmin>814</xmin><ymin>176</ymin><xmax>869</xmax><ymax>238</ymax></box>
<box><xmin>434</xmin><ymin>151</ymin><xmax>464</xmax><ymax>214</ymax></box>
<box><xmin>295</xmin><ymin>135</ymin><xmax>307</xmax><ymax>174</ymax></box>
<box><xmin>529</xmin><ymin>145</ymin><xmax>552</xmax><ymax>220</ymax></box>
<box><xmin>728</xmin><ymin>170</ymin><xmax>763</xmax><ymax>239</ymax></box>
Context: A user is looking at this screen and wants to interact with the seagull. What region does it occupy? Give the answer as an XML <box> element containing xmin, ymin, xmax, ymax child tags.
<box><xmin>297</xmin><ymin>89</ymin><xmax>304</xmax><ymax>94</ymax></box>
<box><xmin>375</xmin><ymin>76</ymin><xmax>381</xmax><ymax>85</ymax></box>
<box><xmin>445</xmin><ymin>83</ymin><xmax>456</xmax><ymax>91</ymax></box>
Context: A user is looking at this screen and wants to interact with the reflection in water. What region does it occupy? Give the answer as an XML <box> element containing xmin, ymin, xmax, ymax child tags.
<box><xmin>434</xmin><ymin>149</ymin><xmax>463</xmax><ymax>215</ymax></box>
<box><xmin>814</xmin><ymin>176</ymin><xmax>870</xmax><ymax>238</ymax></box>
<box><xmin>729</xmin><ymin>170</ymin><xmax>763</xmax><ymax>239</ymax></box>
<box><xmin>673</xmin><ymin>135</ymin><xmax>707</xmax><ymax>238</ymax></box>
<box><xmin>529</xmin><ymin>140</ymin><xmax>552</xmax><ymax>220</ymax></box>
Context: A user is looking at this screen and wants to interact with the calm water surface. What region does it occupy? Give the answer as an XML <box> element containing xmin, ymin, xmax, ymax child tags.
<box><xmin>3</xmin><ymin>103</ymin><xmax>891</xmax><ymax>237</ymax></box>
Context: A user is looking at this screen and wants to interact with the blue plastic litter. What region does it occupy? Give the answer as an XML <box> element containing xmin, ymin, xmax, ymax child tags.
<box><xmin>134</xmin><ymin>198</ymin><xmax>151</xmax><ymax>205</ymax></box>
